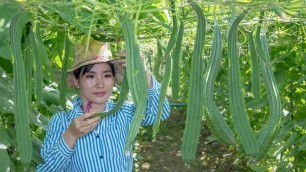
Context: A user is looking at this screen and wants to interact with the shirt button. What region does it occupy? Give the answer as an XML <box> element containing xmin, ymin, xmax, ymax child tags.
<box><xmin>96</xmin><ymin>135</ymin><xmax>100</xmax><ymax>138</ymax></box>
<box><xmin>99</xmin><ymin>155</ymin><xmax>103</xmax><ymax>159</ymax></box>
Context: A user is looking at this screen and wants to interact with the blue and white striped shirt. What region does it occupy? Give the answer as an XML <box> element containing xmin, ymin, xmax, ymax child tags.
<box><xmin>37</xmin><ymin>77</ymin><xmax>170</xmax><ymax>172</ymax></box>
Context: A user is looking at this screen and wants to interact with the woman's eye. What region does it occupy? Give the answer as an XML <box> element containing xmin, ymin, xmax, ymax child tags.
<box><xmin>105</xmin><ymin>75</ymin><xmax>111</xmax><ymax>78</ymax></box>
<box><xmin>86</xmin><ymin>75</ymin><xmax>94</xmax><ymax>78</ymax></box>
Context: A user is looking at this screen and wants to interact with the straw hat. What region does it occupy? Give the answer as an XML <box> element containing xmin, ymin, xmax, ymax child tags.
<box><xmin>66</xmin><ymin>38</ymin><xmax>125</xmax><ymax>88</ymax></box>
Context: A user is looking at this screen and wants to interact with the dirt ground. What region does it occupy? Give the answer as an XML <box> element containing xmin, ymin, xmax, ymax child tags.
<box><xmin>133</xmin><ymin>108</ymin><xmax>251</xmax><ymax>172</ymax></box>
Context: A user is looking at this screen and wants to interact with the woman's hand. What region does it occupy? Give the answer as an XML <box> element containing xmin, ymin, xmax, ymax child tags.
<box><xmin>117</xmin><ymin>50</ymin><xmax>153</xmax><ymax>89</ymax></box>
<box><xmin>63</xmin><ymin>111</ymin><xmax>101</xmax><ymax>149</ymax></box>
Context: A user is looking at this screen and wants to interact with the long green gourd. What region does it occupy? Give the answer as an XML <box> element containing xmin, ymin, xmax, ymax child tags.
<box><xmin>59</xmin><ymin>33</ymin><xmax>72</xmax><ymax>110</ymax></box>
<box><xmin>253</xmin><ymin>13</ymin><xmax>268</xmax><ymax>64</ymax></box>
<box><xmin>105</xmin><ymin>0</ymin><xmax>148</xmax><ymax>150</ymax></box>
<box><xmin>153</xmin><ymin>39</ymin><xmax>163</xmax><ymax>81</ymax></box>
<box><xmin>171</xmin><ymin>18</ymin><xmax>184</xmax><ymax>101</ymax></box>
<box><xmin>153</xmin><ymin>0</ymin><xmax>177</xmax><ymax>82</ymax></box>
<box><xmin>256</xmin><ymin>22</ymin><xmax>282</xmax><ymax>158</ymax></box>
<box><xmin>120</xmin><ymin>15</ymin><xmax>148</xmax><ymax>150</ymax></box>
<box><xmin>164</xmin><ymin>0</ymin><xmax>178</xmax><ymax>56</ymax></box>
<box><xmin>29</xmin><ymin>26</ymin><xmax>43</xmax><ymax>105</ymax></box>
<box><xmin>119</xmin><ymin>16</ymin><xmax>147</xmax><ymax>106</ymax></box>
<box><xmin>56</xmin><ymin>31</ymin><xmax>65</xmax><ymax>61</ymax></box>
<box><xmin>203</xmin><ymin>24</ymin><xmax>236</xmax><ymax>145</ymax></box>
<box><xmin>152</xmin><ymin>0</ymin><xmax>179</xmax><ymax>139</ymax></box>
<box><xmin>24</xmin><ymin>34</ymin><xmax>33</xmax><ymax>109</ymax></box>
<box><xmin>181</xmin><ymin>0</ymin><xmax>205</xmax><ymax>163</ymax></box>
<box><xmin>32</xmin><ymin>22</ymin><xmax>55</xmax><ymax>81</ymax></box>
<box><xmin>152</xmin><ymin>55</ymin><xmax>172</xmax><ymax>139</ymax></box>
<box><xmin>9</xmin><ymin>11</ymin><xmax>32</xmax><ymax>164</ymax></box>
<box><xmin>228</xmin><ymin>9</ymin><xmax>259</xmax><ymax>156</ymax></box>
<box><xmin>249</xmin><ymin>31</ymin><xmax>261</xmax><ymax>102</ymax></box>
<box><xmin>226</xmin><ymin>5</ymin><xmax>236</xmax><ymax>39</ymax></box>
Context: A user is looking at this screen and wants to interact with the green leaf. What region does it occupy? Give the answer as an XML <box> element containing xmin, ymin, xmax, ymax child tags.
<box><xmin>298</xmin><ymin>135</ymin><xmax>306</xmax><ymax>150</ymax></box>
<box><xmin>0</xmin><ymin>67</ymin><xmax>14</xmax><ymax>113</ymax></box>
<box><xmin>0</xmin><ymin>149</ymin><xmax>10</xmax><ymax>172</ymax></box>
<box><xmin>55</xmin><ymin>4</ymin><xmax>98</xmax><ymax>36</ymax></box>
<box><xmin>32</xmin><ymin>137</ymin><xmax>44</xmax><ymax>164</ymax></box>
<box><xmin>30</xmin><ymin>110</ymin><xmax>50</xmax><ymax>131</ymax></box>
<box><xmin>0</xmin><ymin>46</ymin><xmax>12</xmax><ymax>60</ymax></box>
<box><xmin>0</xmin><ymin>1</ymin><xmax>21</xmax><ymax>60</ymax></box>
<box><xmin>0</xmin><ymin>128</ymin><xmax>11</xmax><ymax>145</ymax></box>
<box><xmin>0</xmin><ymin>128</ymin><xmax>11</xmax><ymax>171</ymax></box>
<box><xmin>42</xmin><ymin>88</ymin><xmax>61</xmax><ymax>106</ymax></box>
<box><xmin>273</xmin><ymin>132</ymin><xmax>298</xmax><ymax>157</ymax></box>
<box><xmin>0</xmin><ymin>57</ymin><xmax>13</xmax><ymax>75</ymax></box>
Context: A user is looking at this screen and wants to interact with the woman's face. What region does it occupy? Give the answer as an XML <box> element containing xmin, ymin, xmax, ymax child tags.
<box><xmin>74</xmin><ymin>63</ymin><xmax>115</xmax><ymax>108</ymax></box>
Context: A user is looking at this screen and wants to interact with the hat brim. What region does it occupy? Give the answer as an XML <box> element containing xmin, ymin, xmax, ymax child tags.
<box><xmin>65</xmin><ymin>58</ymin><xmax>126</xmax><ymax>88</ymax></box>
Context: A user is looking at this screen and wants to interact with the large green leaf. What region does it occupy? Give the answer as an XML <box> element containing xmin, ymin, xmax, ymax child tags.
<box><xmin>0</xmin><ymin>128</ymin><xmax>11</xmax><ymax>146</ymax></box>
<box><xmin>0</xmin><ymin>67</ymin><xmax>13</xmax><ymax>113</ymax></box>
<box><xmin>30</xmin><ymin>110</ymin><xmax>49</xmax><ymax>131</ymax></box>
<box><xmin>0</xmin><ymin>57</ymin><xmax>12</xmax><ymax>75</ymax></box>
<box><xmin>32</xmin><ymin>137</ymin><xmax>44</xmax><ymax>164</ymax></box>
<box><xmin>299</xmin><ymin>135</ymin><xmax>306</xmax><ymax>150</ymax></box>
<box><xmin>51</xmin><ymin>3</ymin><xmax>98</xmax><ymax>36</ymax></box>
<box><xmin>0</xmin><ymin>2</ymin><xmax>24</xmax><ymax>60</ymax></box>
<box><xmin>42</xmin><ymin>88</ymin><xmax>61</xmax><ymax>106</ymax></box>
<box><xmin>0</xmin><ymin>149</ymin><xmax>10</xmax><ymax>172</ymax></box>
<box><xmin>0</xmin><ymin>46</ymin><xmax>11</xmax><ymax>60</ymax></box>
<box><xmin>0</xmin><ymin>67</ymin><xmax>50</xmax><ymax>128</ymax></box>
<box><xmin>0</xmin><ymin>128</ymin><xmax>11</xmax><ymax>172</ymax></box>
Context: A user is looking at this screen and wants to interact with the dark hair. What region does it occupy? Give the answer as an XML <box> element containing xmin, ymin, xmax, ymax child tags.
<box><xmin>73</xmin><ymin>62</ymin><xmax>115</xmax><ymax>79</ymax></box>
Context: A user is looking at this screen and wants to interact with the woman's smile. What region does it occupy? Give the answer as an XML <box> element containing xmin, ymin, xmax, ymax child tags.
<box><xmin>93</xmin><ymin>92</ymin><xmax>106</xmax><ymax>97</ymax></box>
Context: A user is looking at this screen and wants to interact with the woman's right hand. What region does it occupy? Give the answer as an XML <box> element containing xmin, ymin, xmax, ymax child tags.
<box><xmin>63</xmin><ymin>111</ymin><xmax>101</xmax><ymax>149</ymax></box>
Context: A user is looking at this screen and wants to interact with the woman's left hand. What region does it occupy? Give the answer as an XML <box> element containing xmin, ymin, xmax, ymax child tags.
<box><xmin>117</xmin><ymin>50</ymin><xmax>152</xmax><ymax>89</ymax></box>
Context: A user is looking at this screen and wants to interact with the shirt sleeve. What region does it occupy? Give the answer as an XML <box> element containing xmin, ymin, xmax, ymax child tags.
<box><xmin>140</xmin><ymin>75</ymin><xmax>171</xmax><ymax>126</ymax></box>
<box><xmin>37</xmin><ymin>113</ymin><xmax>74</xmax><ymax>172</ymax></box>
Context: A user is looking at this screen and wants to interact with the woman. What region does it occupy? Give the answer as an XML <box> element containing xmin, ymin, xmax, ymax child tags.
<box><xmin>37</xmin><ymin>38</ymin><xmax>170</xmax><ymax>171</ymax></box>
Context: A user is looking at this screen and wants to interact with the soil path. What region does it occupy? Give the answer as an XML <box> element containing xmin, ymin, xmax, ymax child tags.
<box><xmin>134</xmin><ymin>108</ymin><xmax>250</xmax><ymax>172</ymax></box>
